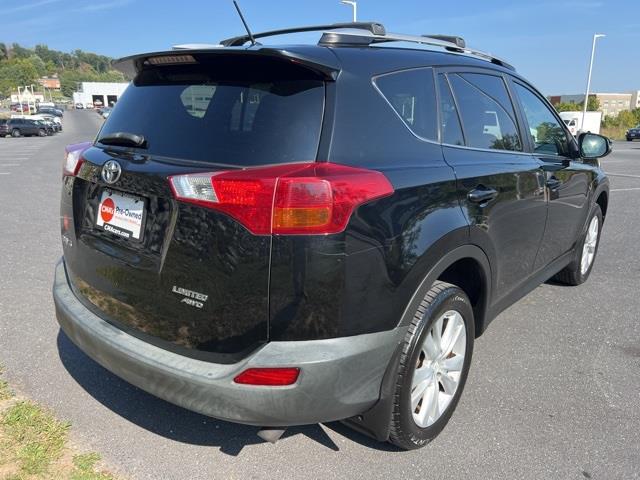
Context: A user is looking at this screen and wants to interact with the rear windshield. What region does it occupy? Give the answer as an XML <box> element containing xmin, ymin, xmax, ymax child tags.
<box><xmin>99</xmin><ymin>62</ymin><xmax>325</xmax><ymax>166</ymax></box>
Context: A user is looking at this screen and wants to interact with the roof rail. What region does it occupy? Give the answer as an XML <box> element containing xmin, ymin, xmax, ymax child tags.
<box><xmin>319</xmin><ymin>29</ymin><xmax>515</xmax><ymax>71</ymax></box>
<box><xmin>220</xmin><ymin>22</ymin><xmax>386</xmax><ymax>47</ymax></box>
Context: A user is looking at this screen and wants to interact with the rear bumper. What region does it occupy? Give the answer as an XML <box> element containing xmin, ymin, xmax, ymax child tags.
<box><xmin>53</xmin><ymin>258</ymin><xmax>405</xmax><ymax>426</ymax></box>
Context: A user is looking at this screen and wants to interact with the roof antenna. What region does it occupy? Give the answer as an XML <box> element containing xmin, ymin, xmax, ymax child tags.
<box><xmin>232</xmin><ymin>1</ymin><xmax>257</xmax><ymax>46</ymax></box>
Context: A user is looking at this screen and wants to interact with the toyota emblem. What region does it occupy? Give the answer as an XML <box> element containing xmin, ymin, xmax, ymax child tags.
<box><xmin>101</xmin><ymin>160</ymin><xmax>122</xmax><ymax>184</ymax></box>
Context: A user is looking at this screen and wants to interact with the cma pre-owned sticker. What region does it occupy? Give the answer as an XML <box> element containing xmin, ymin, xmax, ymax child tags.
<box><xmin>96</xmin><ymin>190</ymin><xmax>144</xmax><ymax>240</ymax></box>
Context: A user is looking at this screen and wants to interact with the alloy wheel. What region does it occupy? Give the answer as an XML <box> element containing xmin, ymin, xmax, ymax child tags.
<box><xmin>411</xmin><ymin>310</ymin><xmax>466</xmax><ymax>428</ymax></box>
<box><xmin>580</xmin><ymin>216</ymin><xmax>599</xmax><ymax>275</ymax></box>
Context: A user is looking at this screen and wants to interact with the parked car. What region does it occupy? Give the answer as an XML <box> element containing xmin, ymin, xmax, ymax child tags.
<box><xmin>37</xmin><ymin>114</ymin><xmax>63</xmax><ymax>132</ymax></box>
<box><xmin>7</xmin><ymin>118</ymin><xmax>48</xmax><ymax>137</ymax></box>
<box><xmin>626</xmin><ymin>125</ymin><xmax>640</xmax><ymax>141</ymax></box>
<box><xmin>53</xmin><ymin>22</ymin><xmax>611</xmax><ymax>450</ymax></box>
<box><xmin>0</xmin><ymin>119</ymin><xmax>9</xmax><ymax>137</ymax></box>
<box><xmin>37</xmin><ymin>106</ymin><xmax>63</xmax><ymax>117</ymax></box>
<box><xmin>35</xmin><ymin>119</ymin><xmax>56</xmax><ymax>135</ymax></box>
<box><xmin>85</xmin><ymin>103</ymin><xmax>94</xmax><ymax>109</ymax></box>
<box><xmin>100</xmin><ymin>107</ymin><xmax>112</xmax><ymax>118</ymax></box>
<box><xmin>75</xmin><ymin>103</ymin><xmax>85</xmax><ymax>109</ymax></box>
<box><xmin>10</xmin><ymin>103</ymin><xmax>32</xmax><ymax>114</ymax></box>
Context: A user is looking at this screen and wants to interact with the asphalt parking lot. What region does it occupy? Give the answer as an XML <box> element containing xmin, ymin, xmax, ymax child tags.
<box><xmin>0</xmin><ymin>110</ymin><xmax>638</xmax><ymax>480</ymax></box>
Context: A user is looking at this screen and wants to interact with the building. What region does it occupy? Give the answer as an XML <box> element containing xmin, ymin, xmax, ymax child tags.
<box><xmin>72</xmin><ymin>82</ymin><xmax>129</xmax><ymax>107</ymax></box>
<box><xmin>548</xmin><ymin>92</ymin><xmax>636</xmax><ymax>118</ymax></box>
<box><xmin>38</xmin><ymin>76</ymin><xmax>61</xmax><ymax>90</ymax></box>
<box><xmin>598</xmin><ymin>93</ymin><xmax>633</xmax><ymax>117</ymax></box>
<box><xmin>10</xmin><ymin>90</ymin><xmax>44</xmax><ymax>104</ymax></box>
<box><xmin>631</xmin><ymin>91</ymin><xmax>640</xmax><ymax>110</ymax></box>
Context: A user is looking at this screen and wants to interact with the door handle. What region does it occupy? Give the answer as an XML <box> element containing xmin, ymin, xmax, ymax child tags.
<box><xmin>467</xmin><ymin>186</ymin><xmax>498</xmax><ymax>203</ymax></box>
<box><xmin>546</xmin><ymin>177</ymin><xmax>562</xmax><ymax>189</ymax></box>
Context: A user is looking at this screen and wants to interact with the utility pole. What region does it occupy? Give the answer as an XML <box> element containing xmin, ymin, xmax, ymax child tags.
<box><xmin>581</xmin><ymin>33</ymin><xmax>605</xmax><ymax>132</ymax></box>
<box><xmin>341</xmin><ymin>0</ymin><xmax>357</xmax><ymax>22</ymax></box>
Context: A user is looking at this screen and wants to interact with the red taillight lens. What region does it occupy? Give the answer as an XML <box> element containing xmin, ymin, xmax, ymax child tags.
<box><xmin>169</xmin><ymin>163</ymin><xmax>394</xmax><ymax>235</ymax></box>
<box><xmin>63</xmin><ymin>142</ymin><xmax>92</xmax><ymax>177</ymax></box>
<box><xmin>234</xmin><ymin>367</ymin><xmax>300</xmax><ymax>386</ymax></box>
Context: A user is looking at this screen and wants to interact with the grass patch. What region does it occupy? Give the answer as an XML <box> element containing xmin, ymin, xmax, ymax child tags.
<box><xmin>0</xmin><ymin>365</ymin><xmax>11</xmax><ymax>401</ymax></box>
<box><xmin>70</xmin><ymin>453</ymin><xmax>116</xmax><ymax>480</ymax></box>
<box><xmin>2</xmin><ymin>401</ymin><xmax>70</xmax><ymax>475</ymax></box>
<box><xmin>0</xmin><ymin>366</ymin><xmax>118</xmax><ymax>480</ymax></box>
<box><xmin>601</xmin><ymin>126</ymin><xmax>629</xmax><ymax>141</ymax></box>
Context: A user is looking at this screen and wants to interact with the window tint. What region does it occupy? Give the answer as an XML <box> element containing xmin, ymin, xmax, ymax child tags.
<box><xmin>460</xmin><ymin>73</ymin><xmax>515</xmax><ymax>116</ymax></box>
<box><xmin>375</xmin><ymin>68</ymin><xmax>437</xmax><ymax>141</ymax></box>
<box><xmin>448</xmin><ymin>73</ymin><xmax>522</xmax><ymax>152</ymax></box>
<box><xmin>513</xmin><ymin>83</ymin><xmax>569</xmax><ymax>156</ymax></box>
<box><xmin>100</xmin><ymin>78</ymin><xmax>324</xmax><ymax>166</ymax></box>
<box><xmin>437</xmin><ymin>74</ymin><xmax>464</xmax><ymax>146</ymax></box>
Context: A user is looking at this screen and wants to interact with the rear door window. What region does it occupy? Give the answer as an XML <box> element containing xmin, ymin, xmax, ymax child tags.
<box><xmin>374</xmin><ymin>67</ymin><xmax>437</xmax><ymax>141</ymax></box>
<box><xmin>448</xmin><ymin>73</ymin><xmax>522</xmax><ymax>152</ymax></box>
<box><xmin>99</xmin><ymin>66</ymin><xmax>325</xmax><ymax>166</ymax></box>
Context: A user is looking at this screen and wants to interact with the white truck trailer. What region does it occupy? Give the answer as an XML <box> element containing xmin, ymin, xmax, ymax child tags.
<box><xmin>558</xmin><ymin>111</ymin><xmax>602</xmax><ymax>136</ymax></box>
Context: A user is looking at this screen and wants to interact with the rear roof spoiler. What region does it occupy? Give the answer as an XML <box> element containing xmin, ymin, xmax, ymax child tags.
<box><xmin>113</xmin><ymin>47</ymin><xmax>342</xmax><ymax>81</ymax></box>
<box><xmin>220</xmin><ymin>22</ymin><xmax>386</xmax><ymax>47</ymax></box>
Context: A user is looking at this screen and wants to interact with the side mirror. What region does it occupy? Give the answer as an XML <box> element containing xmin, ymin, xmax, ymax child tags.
<box><xmin>578</xmin><ymin>132</ymin><xmax>611</xmax><ymax>159</ymax></box>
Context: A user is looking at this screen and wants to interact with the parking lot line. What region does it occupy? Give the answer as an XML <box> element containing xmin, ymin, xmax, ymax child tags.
<box><xmin>611</xmin><ymin>187</ymin><xmax>640</xmax><ymax>192</ymax></box>
<box><xmin>605</xmin><ymin>172</ymin><xmax>640</xmax><ymax>179</ymax></box>
<box><xmin>0</xmin><ymin>164</ymin><xmax>20</xmax><ymax>167</ymax></box>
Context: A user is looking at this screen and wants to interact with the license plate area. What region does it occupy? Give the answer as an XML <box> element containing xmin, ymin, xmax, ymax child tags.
<box><xmin>96</xmin><ymin>189</ymin><xmax>146</xmax><ymax>241</ymax></box>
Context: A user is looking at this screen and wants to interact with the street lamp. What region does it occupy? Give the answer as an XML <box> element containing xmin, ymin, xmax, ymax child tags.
<box><xmin>581</xmin><ymin>33</ymin><xmax>605</xmax><ymax>131</ymax></box>
<box><xmin>341</xmin><ymin>0</ymin><xmax>357</xmax><ymax>22</ymax></box>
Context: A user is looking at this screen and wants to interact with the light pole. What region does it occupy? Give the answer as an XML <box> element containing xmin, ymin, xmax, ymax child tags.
<box><xmin>581</xmin><ymin>33</ymin><xmax>605</xmax><ymax>131</ymax></box>
<box><xmin>341</xmin><ymin>0</ymin><xmax>357</xmax><ymax>22</ymax></box>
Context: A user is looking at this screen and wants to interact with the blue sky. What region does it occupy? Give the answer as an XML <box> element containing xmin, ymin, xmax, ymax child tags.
<box><xmin>3</xmin><ymin>0</ymin><xmax>639</xmax><ymax>95</ymax></box>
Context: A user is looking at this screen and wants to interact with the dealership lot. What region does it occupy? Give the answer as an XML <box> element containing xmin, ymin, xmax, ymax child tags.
<box><xmin>0</xmin><ymin>110</ymin><xmax>638</xmax><ymax>479</ymax></box>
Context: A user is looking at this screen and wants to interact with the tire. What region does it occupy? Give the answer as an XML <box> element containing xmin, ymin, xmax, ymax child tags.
<box><xmin>388</xmin><ymin>281</ymin><xmax>474</xmax><ymax>450</ymax></box>
<box><xmin>553</xmin><ymin>204</ymin><xmax>603</xmax><ymax>286</ymax></box>
<box><xmin>11</xmin><ymin>129</ymin><xmax>20</xmax><ymax>138</ymax></box>
<box><xmin>38</xmin><ymin>129</ymin><xmax>46</xmax><ymax>137</ymax></box>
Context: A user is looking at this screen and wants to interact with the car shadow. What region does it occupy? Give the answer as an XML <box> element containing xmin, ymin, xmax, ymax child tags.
<box><xmin>56</xmin><ymin>330</ymin><xmax>397</xmax><ymax>455</ymax></box>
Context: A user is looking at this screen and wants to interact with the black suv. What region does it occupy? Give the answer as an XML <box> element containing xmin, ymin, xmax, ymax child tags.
<box><xmin>53</xmin><ymin>23</ymin><xmax>610</xmax><ymax>450</ymax></box>
<box><xmin>37</xmin><ymin>106</ymin><xmax>64</xmax><ymax>117</ymax></box>
<box><xmin>7</xmin><ymin>118</ymin><xmax>48</xmax><ymax>137</ymax></box>
<box><xmin>627</xmin><ymin>125</ymin><xmax>640</xmax><ymax>141</ymax></box>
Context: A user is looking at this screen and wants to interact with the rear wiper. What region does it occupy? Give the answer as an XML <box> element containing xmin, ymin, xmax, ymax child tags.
<box><xmin>97</xmin><ymin>132</ymin><xmax>147</xmax><ymax>148</ymax></box>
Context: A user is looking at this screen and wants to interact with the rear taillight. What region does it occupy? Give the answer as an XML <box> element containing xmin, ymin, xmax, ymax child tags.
<box><xmin>169</xmin><ymin>163</ymin><xmax>394</xmax><ymax>235</ymax></box>
<box><xmin>234</xmin><ymin>368</ymin><xmax>300</xmax><ymax>386</ymax></box>
<box><xmin>63</xmin><ymin>142</ymin><xmax>92</xmax><ymax>177</ymax></box>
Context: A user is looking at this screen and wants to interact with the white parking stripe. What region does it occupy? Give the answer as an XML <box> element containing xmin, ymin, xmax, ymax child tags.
<box><xmin>0</xmin><ymin>164</ymin><xmax>20</xmax><ymax>167</ymax></box>
<box><xmin>611</xmin><ymin>188</ymin><xmax>640</xmax><ymax>192</ymax></box>
<box><xmin>605</xmin><ymin>173</ymin><xmax>640</xmax><ymax>179</ymax></box>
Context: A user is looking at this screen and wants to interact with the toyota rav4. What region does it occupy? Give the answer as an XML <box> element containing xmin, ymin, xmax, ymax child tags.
<box><xmin>53</xmin><ymin>22</ymin><xmax>611</xmax><ymax>450</ymax></box>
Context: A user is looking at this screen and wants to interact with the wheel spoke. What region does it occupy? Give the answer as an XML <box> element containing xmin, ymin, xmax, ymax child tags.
<box><xmin>431</xmin><ymin>315</ymin><xmax>443</xmax><ymax>350</ymax></box>
<box><xmin>413</xmin><ymin>365</ymin><xmax>434</xmax><ymax>386</ymax></box>
<box><xmin>439</xmin><ymin>372</ymin><xmax>459</xmax><ymax>395</ymax></box>
<box><xmin>417</xmin><ymin>382</ymin><xmax>437</xmax><ymax>426</ymax></box>
<box><xmin>427</xmin><ymin>383</ymin><xmax>440</xmax><ymax>421</ymax></box>
<box><xmin>411</xmin><ymin>379</ymin><xmax>429</xmax><ymax>411</ymax></box>
<box><xmin>441</xmin><ymin>316</ymin><xmax>464</xmax><ymax>357</ymax></box>
<box><xmin>442</xmin><ymin>354</ymin><xmax>464</xmax><ymax>372</ymax></box>
<box><xmin>423</xmin><ymin>332</ymin><xmax>439</xmax><ymax>360</ymax></box>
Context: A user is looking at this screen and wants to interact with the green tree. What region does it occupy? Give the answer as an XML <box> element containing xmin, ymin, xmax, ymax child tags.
<box><xmin>0</xmin><ymin>58</ymin><xmax>39</xmax><ymax>96</ymax></box>
<box><xmin>27</xmin><ymin>54</ymin><xmax>46</xmax><ymax>77</ymax></box>
<box><xmin>555</xmin><ymin>102</ymin><xmax>581</xmax><ymax>112</ymax></box>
